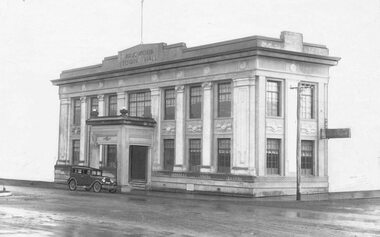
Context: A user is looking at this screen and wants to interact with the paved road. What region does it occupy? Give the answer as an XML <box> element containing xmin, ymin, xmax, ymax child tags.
<box><xmin>0</xmin><ymin>186</ymin><xmax>379</xmax><ymax>236</ymax></box>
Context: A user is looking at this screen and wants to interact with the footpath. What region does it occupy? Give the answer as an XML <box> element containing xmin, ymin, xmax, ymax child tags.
<box><xmin>1</xmin><ymin>178</ymin><xmax>380</xmax><ymax>202</ymax></box>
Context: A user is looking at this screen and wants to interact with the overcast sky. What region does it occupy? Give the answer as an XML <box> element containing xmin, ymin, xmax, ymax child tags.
<box><xmin>0</xmin><ymin>0</ymin><xmax>379</xmax><ymax>191</ymax></box>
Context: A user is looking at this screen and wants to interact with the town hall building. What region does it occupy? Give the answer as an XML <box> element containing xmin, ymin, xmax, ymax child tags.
<box><xmin>52</xmin><ymin>31</ymin><xmax>340</xmax><ymax>196</ymax></box>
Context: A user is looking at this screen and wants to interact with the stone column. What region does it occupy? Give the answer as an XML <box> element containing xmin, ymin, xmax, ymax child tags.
<box><xmin>117</xmin><ymin>92</ymin><xmax>127</xmax><ymax>113</ymax></box>
<box><xmin>174</xmin><ymin>85</ymin><xmax>185</xmax><ymax>172</ymax></box>
<box><xmin>57</xmin><ymin>97</ymin><xmax>70</xmax><ymax>164</ymax></box>
<box><xmin>318</xmin><ymin>83</ymin><xmax>328</xmax><ymax>177</ymax></box>
<box><xmin>232</xmin><ymin>78</ymin><xmax>251</xmax><ymax>175</ymax></box>
<box><xmin>284</xmin><ymin>79</ymin><xmax>299</xmax><ymax>176</ymax></box>
<box><xmin>150</xmin><ymin>88</ymin><xmax>162</xmax><ymax>171</ymax></box>
<box><xmin>248</xmin><ymin>79</ymin><xmax>256</xmax><ymax>175</ymax></box>
<box><xmin>97</xmin><ymin>95</ymin><xmax>104</xmax><ymax>116</ymax></box>
<box><xmin>79</xmin><ymin>96</ymin><xmax>87</xmax><ymax>164</ymax></box>
<box><xmin>201</xmin><ymin>82</ymin><xmax>213</xmax><ymax>173</ymax></box>
<box><xmin>255</xmin><ymin>76</ymin><xmax>266</xmax><ymax>176</ymax></box>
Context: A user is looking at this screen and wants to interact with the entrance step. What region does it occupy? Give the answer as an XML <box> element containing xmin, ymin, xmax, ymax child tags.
<box><xmin>130</xmin><ymin>180</ymin><xmax>147</xmax><ymax>190</ymax></box>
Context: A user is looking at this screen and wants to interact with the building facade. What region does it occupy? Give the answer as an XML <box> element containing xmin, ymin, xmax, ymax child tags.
<box><xmin>52</xmin><ymin>31</ymin><xmax>340</xmax><ymax>196</ymax></box>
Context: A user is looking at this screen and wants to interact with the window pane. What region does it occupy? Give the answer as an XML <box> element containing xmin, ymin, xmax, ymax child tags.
<box><xmin>90</xmin><ymin>97</ymin><xmax>98</xmax><ymax>113</ymax></box>
<box><xmin>266</xmin><ymin>139</ymin><xmax>280</xmax><ymax>174</ymax></box>
<box><xmin>217</xmin><ymin>139</ymin><xmax>231</xmax><ymax>173</ymax></box>
<box><xmin>108</xmin><ymin>95</ymin><xmax>118</xmax><ymax>116</ymax></box>
<box><xmin>301</xmin><ymin>140</ymin><xmax>314</xmax><ymax>175</ymax></box>
<box><xmin>190</xmin><ymin>86</ymin><xmax>202</xmax><ymax>119</ymax></box>
<box><xmin>218</xmin><ymin>83</ymin><xmax>231</xmax><ymax>117</ymax></box>
<box><xmin>163</xmin><ymin>139</ymin><xmax>175</xmax><ymax>171</ymax></box>
<box><xmin>73</xmin><ymin>99</ymin><xmax>81</xmax><ymax>125</ymax></box>
<box><xmin>266</xmin><ymin>81</ymin><xmax>280</xmax><ymax>116</ymax></box>
<box><xmin>164</xmin><ymin>89</ymin><xmax>175</xmax><ymax>120</ymax></box>
<box><xmin>103</xmin><ymin>145</ymin><xmax>117</xmax><ymax>168</ymax></box>
<box><xmin>72</xmin><ymin>140</ymin><xmax>80</xmax><ymax>165</ymax></box>
<box><xmin>189</xmin><ymin>139</ymin><xmax>201</xmax><ymax>172</ymax></box>
<box><xmin>300</xmin><ymin>84</ymin><xmax>314</xmax><ymax>119</ymax></box>
<box><xmin>129</xmin><ymin>91</ymin><xmax>151</xmax><ymax>117</ymax></box>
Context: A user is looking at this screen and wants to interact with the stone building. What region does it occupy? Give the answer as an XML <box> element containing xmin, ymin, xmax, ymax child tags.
<box><xmin>52</xmin><ymin>31</ymin><xmax>340</xmax><ymax>196</ymax></box>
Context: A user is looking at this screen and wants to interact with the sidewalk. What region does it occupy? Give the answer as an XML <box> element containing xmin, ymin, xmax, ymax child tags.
<box><xmin>1</xmin><ymin>178</ymin><xmax>380</xmax><ymax>202</ymax></box>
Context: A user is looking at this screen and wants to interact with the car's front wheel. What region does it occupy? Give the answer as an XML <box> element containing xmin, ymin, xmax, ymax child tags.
<box><xmin>93</xmin><ymin>182</ymin><xmax>102</xmax><ymax>193</ymax></box>
<box><xmin>68</xmin><ymin>179</ymin><xmax>77</xmax><ymax>191</ymax></box>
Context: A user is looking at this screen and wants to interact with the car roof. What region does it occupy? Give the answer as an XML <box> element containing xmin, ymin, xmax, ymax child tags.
<box><xmin>71</xmin><ymin>165</ymin><xmax>102</xmax><ymax>171</ymax></box>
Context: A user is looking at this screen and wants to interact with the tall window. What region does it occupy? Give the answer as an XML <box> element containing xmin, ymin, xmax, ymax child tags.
<box><xmin>129</xmin><ymin>91</ymin><xmax>151</xmax><ymax>117</ymax></box>
<box><xmin>301</xmin><ymin>140</ymin><xmax>314</xmax><ymax>175</ymax></box>
<box><xmin>217</xmin><ymin>83</ymin><xmax>231</xmax><ymax>117</ymax></box>
<box><xmin>266</xmin><ymin>139</ymin><xmax>280</xmax><ymax>175</ymax></box>
<box><xmin>189</xmin><ymin>86</ymin><xmax>202</xmax><ymax>119</ymax></box>
<box><xmin>163</xmin><ymin>139</ymin><xmax>175</xmax><ymax>171</ymax></box>
<box><xmin>72</xmin><ymin>140</ymin><xmax>80</xmax><ymax>165</ymax></box>
<box><xmin>90</xmin><ymin>97</ymin><xmax>98</xmax><ymax>112</ymax></box>
<box><xmin>108</xmin><ymin>95</ymin><xmax>118</xmax><ymax>116</ymax></box>
<box><xmin>164</xmin><ymin>89</ymin><xmax>175</xmax><ymax>120</ymax></box>
<box><xmin>73</xmin><ymin>98</ymin><xmax>81</xmax><ymax>125</ymax></box>
<box><xmin>300</xmin><ymin>84</ymin><xmax>314</xmax><ymax>119</ymax></box>
<box><xmin>266</xmin><ymin>80</ymin><xmax>280</xmax><ymax>116</ymax></box>
<box><xmin>217</xmin><ymin>139</ymin><xmax>231</xmax><ymax>173</ymax></box>
<box><xmin>102</xmin><ymin>145</ymin><xmax>117</xmax><ymax>168</ymax></box>
<box><xmin>189</xmin><ymin>139</ymin><xmax>201</xmax><ymax>172</ymax></box>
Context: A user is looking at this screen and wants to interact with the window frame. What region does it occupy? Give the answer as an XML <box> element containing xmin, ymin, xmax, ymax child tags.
<box><xmin>128</xmin><ymin>90</ymin><xmax>151</xmax><ymax>118</ymax></box>
<box><xmin>189</xmin><ymin>85</ymin><xmax>202</xmax><ymax>119</ymax></box>
<box><xmin>217</xmin><ymin>138</ymin><xmax>231</xmax><ymax>173</ymax></box>
<box><xmin>217</xmin><ymin>82</ymin><xmax>232</xmax><ymax>118</ymax></box>
<box><xmin>300</xmin><ymin>83</ymin><xmax>316</xmax><ymax>120</ymax></box>
<box><xmin>301</xmin><ymin>140</ymin><xmax>314</xmax><ymax>176</ymax></box>
<box><xmin>188</xmin><ymin>139</ymin><xmax>201</xmax><ymax>172</ymax></box>
<box><xmin>164</xmin><ymin>88</ymin><xmax>176</xmax><ymax>120</ymax></box>
<box><xmin>163</xmin><ymin>139</ymin><xmax>175</xmax><ymax>171</ymax></box>
<box><xmin>72</xmin><ymin>139</ymin><xmax>80</xmax><ymax>165</ymax></box>
<box><xmin>266</xmin><ymin>138</ymin><xmax>281</xmax><ymax>175</ymax></box>
<box><xmin>266</xmin><ymin>79</ymin><xmax>282</xmax><ymax>117</ymax></box>
<box><xmin>73</xmin><ymin>98</ymin><xmax>81</xmax><ymax>125</ymax></box>
<box><xmin>107</xmin><ymin>94</ymin><xmax>118</xmax><ymax>116</ymax></box>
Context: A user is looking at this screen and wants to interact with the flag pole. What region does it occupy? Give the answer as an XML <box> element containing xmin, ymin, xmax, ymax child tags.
<box><xmin>140</xmin><ymin>0</ymin><xmax>144</xmax><ymax>44</ymax></box>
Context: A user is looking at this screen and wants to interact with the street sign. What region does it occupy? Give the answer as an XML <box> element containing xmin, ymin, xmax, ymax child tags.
<box><xmin>321</xmin><ymin>128</ymin><xmax>351</xmax><ymax>139</ymax></box>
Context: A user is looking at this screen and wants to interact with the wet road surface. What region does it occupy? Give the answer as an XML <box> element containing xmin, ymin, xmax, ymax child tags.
<box><xmin>0</xmin><ymin>186</ymin><xmax>380</xmax><ymax>236</ymax></box>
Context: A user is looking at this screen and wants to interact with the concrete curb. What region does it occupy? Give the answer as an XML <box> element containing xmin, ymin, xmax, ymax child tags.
<box><xmin>0</xmin><ymin>191</ymin><xmax>12</xmax><ymax>197</ymax></box>
<box><xmin>1</xmin><ymin>178</ymin><xmax>380</xmax><ymax>201</ymax></box>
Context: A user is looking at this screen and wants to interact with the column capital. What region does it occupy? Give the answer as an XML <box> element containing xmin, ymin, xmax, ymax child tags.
<box><xmin>60</xmin><ymin>98</ymin><xmax>70</xmax><ymax>105</ymax></box>
<box><xmin>202</xmin><ymin>81</ymin><xmax>212</xmax><ymax>90</ymax></box>
<box><xmin>117</xmin><ymin>91</ymin><xmax>126</xmax><ymax>97</ymax></box>
<box><xmin>175</xmin><ymin>85</ymin><xmax>185</xmax><ymax>93</ymax></box>
<box><xmin>97</xmin><ymin>94</ymin><xmax>104</xmax><ymax>101</ymax></box>
<box><xmin>150</xmin><ymin>88</ymin><xmax>161</xmax><ymax>96</ymax></box>
<box><xmin>80</xmin><ymin>96</ymin><xmax>87</xmax><ymax>102</ymax></box>
<box><xmin>233</xmin><ymin>77</ymin><xmax>255</xmax><ymax>87</ymax></box>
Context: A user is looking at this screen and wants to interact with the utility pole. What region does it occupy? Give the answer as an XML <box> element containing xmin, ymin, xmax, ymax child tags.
<box><xmin>296</xmin><ymin>82</ymin><xmax>302</xmax><ymax>201</ymax></box>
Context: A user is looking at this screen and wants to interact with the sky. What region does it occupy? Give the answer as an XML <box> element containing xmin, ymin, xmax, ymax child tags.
<box><xmin>0</xmin><ymin>0</ymin><xmax>379</xmax><ymax>192</ymax></box>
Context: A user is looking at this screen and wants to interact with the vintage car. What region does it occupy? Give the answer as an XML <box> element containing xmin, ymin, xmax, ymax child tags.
<box><xmin>67</xmin><ymin>166</ymin><xmax>117</xmax><ymax>193</ymax></box>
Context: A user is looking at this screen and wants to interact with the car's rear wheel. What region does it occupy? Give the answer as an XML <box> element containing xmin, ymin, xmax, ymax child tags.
<box><xmin>68</xmin><ymin>180</ymin><xmax>77</xmax><ymax>191</ymax></box>
<box><xmin>93</xmin><ymin>182</ymin><xmax>101</xmax><ymax>193</ymax></box>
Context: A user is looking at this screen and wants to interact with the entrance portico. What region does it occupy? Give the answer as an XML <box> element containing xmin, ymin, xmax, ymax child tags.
<box><xmin>87</xmin><ymin>115</ymin><xmax>155</xmax><ymax>192</ymax></box>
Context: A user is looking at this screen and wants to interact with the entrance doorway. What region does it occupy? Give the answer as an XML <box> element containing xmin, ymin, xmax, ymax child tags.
<box><xmin>129</xmin><ymin>145</ymin><xmax>148</xmax><ymax>181</ymax></box>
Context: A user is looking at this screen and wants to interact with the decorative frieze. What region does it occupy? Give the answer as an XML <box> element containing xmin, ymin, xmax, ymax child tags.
<box><xmin>266</xmin><ymin>119</ymin><xmax>284</xmax><ymax>134</ymax></box>
<box><xmin>215</xmin><ymin>120</ymin><xmax>232</xmax><ymax>133</ymax></box>
<box><xmin>175</xmin><ymin>85</ymin><xmax>184</xmax><ymax>93</ymax></box>
<box><xmin>187</xmin><ymin>122</ymin><xmax>202</xmax><ymax>133</ymax></box>
<box><xmin>162</xmin><ymin>121</ymin><xmax>176</xmax><ymax>135</ymax></box>
<box><xmin>71</xmin><ymin>126</ymin><xmax>81</xmax><ymax>135</ymax></box>
<box><xmin>301</xmin><ymin>122</ymin><xmax>317</xmax><ymax>136</ymax></box>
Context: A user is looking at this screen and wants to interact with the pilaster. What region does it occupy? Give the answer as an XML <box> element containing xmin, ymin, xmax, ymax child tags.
<box><xmin>79</xmin><ymin>96</ymin><xmax>87</xmax><ymax>164</ymax></box>
<box><xmin>201</xmin><ymin>82</ymin><xmax>213</xmax><ymax>173</ymax></box>
<box><xmin>255</xmin><ymin>75</ymin><xmax>266</xmax><ymax>176</ymax></box>
<box><xmin>318</xmin><ymin>82</ymin><xmax>327</xmax><ymax>177</ymax></box>
<box><xmin>57</xmin><ymin>98</ymin><xmax>70</xmax><ymax>165</ymax></box>
<box><xmin>150</xmin><ymin>88</ymin><xmax>162</xmax><ymax>171</ymax></box>
<box><xmin>174</xmin><ymin>85</ymin><xmax>185</xmax><ymax>171</ymax></box>
<box><xmin>232</xmin><ymin>78</ymin><xmax>251</xmax><ymax>175</ymax></box>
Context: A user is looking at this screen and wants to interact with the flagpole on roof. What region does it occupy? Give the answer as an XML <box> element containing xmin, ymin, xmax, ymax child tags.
<box><xmin>140</xmin><ymin>0</ymin><xmax>144</xmax><ymax>44</ymax></box>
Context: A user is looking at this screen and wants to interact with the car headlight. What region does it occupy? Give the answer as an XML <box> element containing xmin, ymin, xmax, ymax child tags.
<box><xmin>102</xmin><ymin>177</ymin><xmax>106</xmax><ymax>183</ymax></box>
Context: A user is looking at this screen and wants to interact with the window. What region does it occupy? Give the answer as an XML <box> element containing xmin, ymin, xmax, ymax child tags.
<box><xmin>90</xmin><ymin>97</ymin><xmax>98</xmax><ymax>112</ymax></box>
<box><xmin>108</xmin><ymin>95</ymin><xmax>118</xmax><ymax>116</ymax></box>
<box><xmin>217</xmin><ymin>83</ymin><xmax>231</xmax><ymax>117</ymax></box>
<box><xmin>73</xmin><ymin>98</ymin><xmax>81</xmax><ymax>125</ymax></box>
<box><xmin>164</xmin><ymin>89</ymin><xmax>175</xmax><ymax>120</ymax></box>
<box><xmin>72</xmin><ymin>140</ymin><xmax>80</xmax><ymax>165</ymax></box>
<box><xmin>301</xmin><ymin>140</ymin><xmax>314</xmax><ymax>175</ymax></box>
<box><xmin>217</xmin><ymin>139</ymin><xmax>231</xmax><ymax>173</ymax></box>
<box><xmin>163</xmin><ymin>139</ymin><xmax>175</xmax><ymax>171</ymax></box>
<box><xmin>300</xmin><ymin>84</ymin><xmax>315</xmax><ymax>119</ymax></box>
<box><xmin>189</xmin><ymin>139</ymin><xmax>201</xmax><ymax>172</ymax></box>
<box><xmin>189</xmin><ymin>86</ymin><xmax>202</xmax><ymax>119</ymax></box>
<box><xmin>266</xmin><ymin>80</ymin><xmax>280</xmax><ymax>116</ymax></box>
<box><xmin>129</xmin><ymin>91</ymin><xmax>151</xmax><ymax>117</ymax></box>
<box><xmin>266</xmin><ymin>139</ymin><xmax>280</xmax><ymax>175</ymax></box>
<box><xmin>102</xmin><ymin>145</ymin><xmax>117</xmax><ymax>168</ymax></box>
